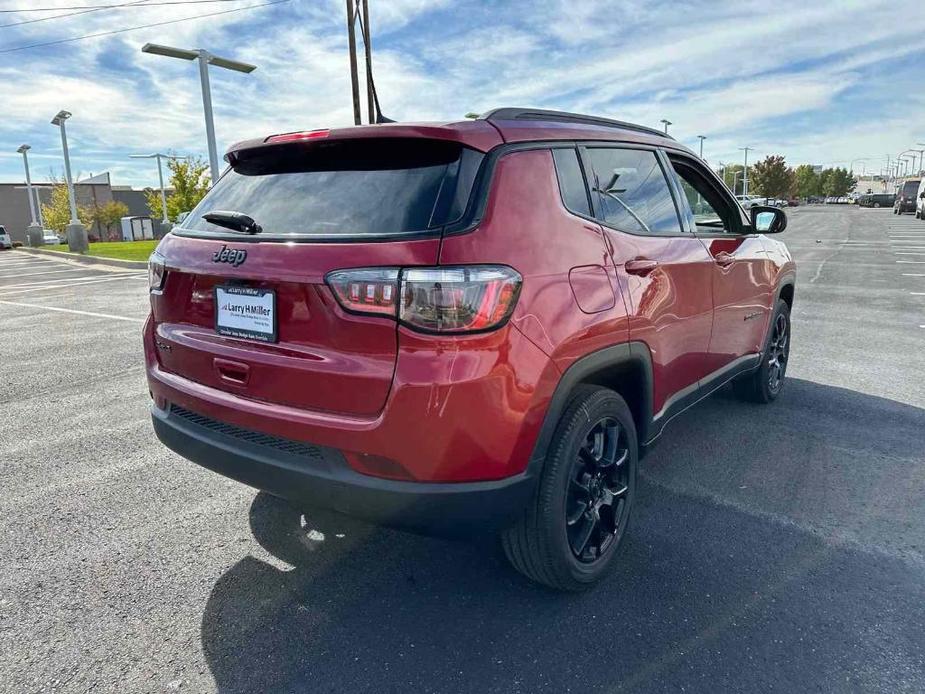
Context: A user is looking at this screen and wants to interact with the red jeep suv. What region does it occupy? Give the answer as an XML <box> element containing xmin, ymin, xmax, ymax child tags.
<box><xmin>145</xmin><ymin>108</ymin><xmax>795</xmax><ymax>591</ymax></box>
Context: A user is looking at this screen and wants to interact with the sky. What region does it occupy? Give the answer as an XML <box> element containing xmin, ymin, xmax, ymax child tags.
<box><xmin>0</xmin><ymin>0</ymin><xmax>923</xmax><ymax>187</ymax></box>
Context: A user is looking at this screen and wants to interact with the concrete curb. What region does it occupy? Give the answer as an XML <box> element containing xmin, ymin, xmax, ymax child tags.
<box><xmin>14</xmin><ymin>247</ymin><xmax>148</xmax><ymax>270</ymax></box>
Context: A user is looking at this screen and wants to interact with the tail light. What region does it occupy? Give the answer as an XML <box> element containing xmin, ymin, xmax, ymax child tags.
<box><xmin>325</xmin><ymin>268</ymin><xmax>400</xmax><ymax>316</ymax></box>
<box><xmin>325</xmin><ymin>265</ymin><xmax>521</xmax><ymax>333</ymax></box>
<box><xmin>148</xmin><ymin>252</ymin><xmax>166</xmax><ymax>292</ymax></box>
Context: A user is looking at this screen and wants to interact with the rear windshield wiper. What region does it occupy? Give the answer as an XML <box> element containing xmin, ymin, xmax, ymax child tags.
<box><xmin>203</xmin><ymin>210</ymin><xmax>262</xmax><ymax>234</ymax></box>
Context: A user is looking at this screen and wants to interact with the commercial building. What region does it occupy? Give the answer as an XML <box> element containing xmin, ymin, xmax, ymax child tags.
<box><xmin>0</xmin><ymin>172</ymin><xmax>157</xmax><ymax>244</ymax></box>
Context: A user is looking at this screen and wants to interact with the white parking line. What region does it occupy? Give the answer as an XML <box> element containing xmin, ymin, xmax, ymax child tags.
<box><xmin>0</xmin><ymin>267</ymin><xmax>93</xmax><ymax>279</ymax></box>
<box><xmin>896</xmin><ymin>261</ymin><xmax>925</xmax><ymax>264</ymax></box>
<box><xmin>0</xmin><ymin>259</ymin><xmax>69</xmax><ymax>267</ymax></box>
<box><xmin>0</xmin><ymin>299</ymin><xmax>145</xmax><ymax>322</ymax></box>
<box><xmin>901</xmin><ymin>273</ymin><xmax>925</xmax><ymax>277</ymax></box>
<box><xmin>0</xmin><ymin>273</ymin><xmax>121</xmax><ymax>289</ymax></box>
<box><xmin>0</xmin><ymin>273</ymin><xmax>145</xmax><ymax>296</ymax></box>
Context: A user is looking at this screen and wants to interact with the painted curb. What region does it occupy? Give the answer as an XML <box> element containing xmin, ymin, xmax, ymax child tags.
<box><xmin>14</xmin><ymin>247</ymin><xmax>148</xmax><ymax>270</ymax></box>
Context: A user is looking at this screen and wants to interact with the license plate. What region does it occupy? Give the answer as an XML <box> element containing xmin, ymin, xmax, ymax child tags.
<box><xmin>214</xmin><ymin>286</ymin><xmax>277</xmax><ymax>343</ymax></box>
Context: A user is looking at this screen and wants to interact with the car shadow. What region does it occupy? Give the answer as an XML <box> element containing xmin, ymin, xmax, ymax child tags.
<box><xmin>200</xmin><ymin>378</ymin><xmax>925</xmax><ymax>693</ymax></box>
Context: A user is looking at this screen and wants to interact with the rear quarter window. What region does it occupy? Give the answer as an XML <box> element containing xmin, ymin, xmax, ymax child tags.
<box><xmin>182</xmin><ymin>138</ymin><xmax>483</xmax><ymax>240</ymax></box>
<box><xmin>552</xmin><ymin>148</ymin><xmax>592</xmax><ymax>217</ymax></box>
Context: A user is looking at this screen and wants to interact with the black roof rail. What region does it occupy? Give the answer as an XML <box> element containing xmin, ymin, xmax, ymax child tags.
<box><xmin>480</xmin><ymin>107</ymin><xmax>674</xmax><ymax>141</ymax></box>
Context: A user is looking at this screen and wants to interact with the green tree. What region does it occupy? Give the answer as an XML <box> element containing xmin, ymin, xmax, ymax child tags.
<box><xmin>40</xmin><ymin>180</ymin><xmax>92</xmax><ymax>233</ymax></box>
<box><xmin>92</xmin><ymin>200</ymin><xmax>129</xmax><ymax>240</ymax></box>
<box><xmin>144</xmin><ymin>156</ymin><xmax>210</xmax><ymax>222</ymax></box>
<box><xmin>749</xmin><ymin>155</ymin><xmax>794</xmax><ymax>198</ymax></box>
<box><xmin>819</xmin><ymin>167</ymin><xmax>856</xmax><ymax>197</ymax></box>
<box><xmin>793</xmin><ymin>164</ymin><xmax>820</xmax><ymax>198</ymax></box>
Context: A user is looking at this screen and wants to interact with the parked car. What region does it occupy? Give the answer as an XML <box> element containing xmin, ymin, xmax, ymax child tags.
<box><xmin>735</xmin><ymin>194</ymin><xmax>768</xmax><ymax>209</ymax></box>
<box><xmin>42</xmin><ymin>230</ymin><xmax>62</xmax><ymax>245</ymax></box>
<box><xmin>894</xmin><ymin>179</ymin><xmax>920</xmax><ymax>214</ymax></box>
<box><xmin>914</xmin><ymin>179</ymin><xmax>925</xmax><ymax>220</ymax></box>
<box><xmin>145</xmin><ymin>108</ymin><xmax>795</xmax><ymax>591</ymax></box>
<box><xmin>0</xmin><ymin>225</ymin><xmax>12</xmax><ymax>250</ymax></box>
<box><xmin>858</xmin><ymin>193</ymin><xmax>895</xmax><ymax>208</ymax></box>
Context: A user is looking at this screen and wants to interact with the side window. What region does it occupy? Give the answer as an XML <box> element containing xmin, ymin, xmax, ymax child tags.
<box><xmin>584</xmin><ymin>147</ymin><xmax>681</xmax><ymax>235</ymax></box>
<box><xmin>668</xmin><ymin>157</ymin><xmax>741</xmax><ymax>234</ymax></box>
<box><xmin>552</xmin><ymin>148</ymin><xmax>591</xmax><ymax>217</ymax></box>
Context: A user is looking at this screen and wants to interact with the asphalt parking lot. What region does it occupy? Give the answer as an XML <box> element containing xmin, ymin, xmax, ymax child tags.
<box><xmin>1</xmin><ymin>207</ymin><xmax>923</xmax><ymax>693</ymax></box>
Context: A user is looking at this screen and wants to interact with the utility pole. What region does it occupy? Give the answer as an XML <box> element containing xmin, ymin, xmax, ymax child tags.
<box><xmin>345</xmin><ymin>0</ymin><xmax>362</xmax><ymax>125</ymax></box>
<box><xmin>141</xmin><ymin>43</ymin><xmax>256</xmax><ymax>185</ymax></box>
<box><xmin>51</xmin><ymin>110</ymin><xmax>88</xmax><ymax>253</ymax></box>
<box><xmin>914</xmin><ymin>144</ymin><xmax>925</xmax><ymax>176</ymax></box>
<box><xmin>740</xmin><ymin>146</ymin><xmax>752</xmax><ymax>197</ymax></box>
<box><xmin>131</xmin><ymin>153</ymin><xmax>178</xmax><ymax>226</ymax></box>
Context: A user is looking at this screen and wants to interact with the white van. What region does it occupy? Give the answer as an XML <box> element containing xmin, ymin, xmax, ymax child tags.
<box><xmin>0</xmin><ymin>225</ymin><xmax>13</xmax><ymax>250</ymax></box>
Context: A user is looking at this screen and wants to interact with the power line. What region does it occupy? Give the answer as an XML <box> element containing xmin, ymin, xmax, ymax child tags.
<box><xmin>0</xmin><ymin>0</ymin><xmax>289</xmax><ymax>54</ymax></box>
<box><xmin>0</xmin><ymin>0</ymin><xmax>249</xmax><ymax>12</ymax></box>
<box><xmin>0</xmin><ymin>0</ymin><xmax>152</xmax><ymax>30</ymax></box>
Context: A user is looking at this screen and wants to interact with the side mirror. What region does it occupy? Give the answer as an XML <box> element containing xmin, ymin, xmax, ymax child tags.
<box><xmin>750</xmin><ymin>205</ymin><xmax>787</xmax><ymax>234</ymax></box>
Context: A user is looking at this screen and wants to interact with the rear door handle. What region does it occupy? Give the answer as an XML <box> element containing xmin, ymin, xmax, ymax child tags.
<box><xmin>625</xmin><ymin>259</ymin><xmax>659</xmax><ymax>275</ymax></box>
<box><xmin>714</xmin><ymin>252</ymin><xmax>735</xmax><ymax>267</ymax></box>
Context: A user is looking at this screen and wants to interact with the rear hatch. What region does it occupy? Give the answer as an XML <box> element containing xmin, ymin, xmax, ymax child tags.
<box><xmin>150</xmin><ymin>134</ymin><xmax>487</xmax><ymax>416</ymax></box>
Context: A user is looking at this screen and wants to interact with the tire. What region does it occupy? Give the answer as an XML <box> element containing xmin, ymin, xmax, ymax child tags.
<box><xmin>734</xmin><ymin>299</ymin><xmax>791</xmax><ymax>403</ymax></box>
<box><xmin>501</xmin><ymin>385</ymin><xmax>637</xmax><ymax>591</ymax></box>
<box><xmin>874</xmin><ymin>202</ymin><xmax>881</xmax><ymax>208</ymax></box>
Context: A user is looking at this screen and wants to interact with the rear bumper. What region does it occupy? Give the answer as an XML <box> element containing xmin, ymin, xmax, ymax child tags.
<box><xmin>152</xmin><ymin>402</ymin><xmax>535</xmax><ymax>535</ymax></box>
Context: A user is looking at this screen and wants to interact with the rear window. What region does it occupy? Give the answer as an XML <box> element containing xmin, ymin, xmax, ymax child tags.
<box><xmin>901</xmin><ymin>181</ymin><xmax>920</xmax><ymax>196</ymax></box>
<box><xmin>183</xmin><ymin>138</ymin><xmax>483</xmax><ymax>239</ymax></box>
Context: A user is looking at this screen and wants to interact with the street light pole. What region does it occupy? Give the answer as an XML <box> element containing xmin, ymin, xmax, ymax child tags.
<box><xmin>739</xmin><ymin>147</ymin><xmax>752</xmax><ymax>197</ymax></box>
<box><xmin>130</xmin><ymin>153</ymin><xmax>178</xmax><ymax>225</ymax></box>
<box><xmin>17</xmin><ymin>145</ymin><xmax>44</xmax><ymax>247</ymax></box>
<box><xmin>915</xmin><ymin>144</ymin><xmax>925</xmax><ymax>176</ymax></box>
<box><xmin>51</xmin><ymin>110</ymin><xmax>88</xmax><ymax>253</ymax></box>
<box><xmin>141</xmin><ymin>43</ymin><xmax>256</xmax><ymax>185</ymax></box>
<box><xmin>697</xmin><ymin>135</ymin><xmax>706</xmax><ymax>159</ymax></box>
<box><xmin>660</xmin><ymin>119</ymin><xmax>672</xmax><ymax>134</ymax></box>
<box><xmin>196</xmin><ymin>51</ymin><xmax>220</xmax><ymax>182</ymax></box>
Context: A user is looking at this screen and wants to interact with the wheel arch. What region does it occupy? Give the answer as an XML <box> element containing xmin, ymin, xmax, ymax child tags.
<box><xmin>527</xmin><ymin>342</ymin><xmax>653</xmax><ymax>474</ymax></box>
<box><xmin>777</xmin><ymin>280</ymin><xmax>795</xmax><ymax>310</ymax></box>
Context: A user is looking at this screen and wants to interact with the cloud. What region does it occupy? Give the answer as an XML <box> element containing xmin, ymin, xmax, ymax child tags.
<box><xmin>0</xmin><ymin>0</ymin><xmax>924</xmax><ymax>186</ymax></box>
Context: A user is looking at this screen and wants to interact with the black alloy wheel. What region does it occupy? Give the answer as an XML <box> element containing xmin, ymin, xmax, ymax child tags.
<box><xmin>766</xmin><ymin>311</ymin><xmax>789</xmax><ymax>395</ymax></box>
<box><xmin>501</xmin><ymin>385</ymin><xmax>638</xmax><ymax>591</ymax></box>
<box><xmin>733</xmin><ymin>299</ymin><xmax>791</xmax><ymax>403</ymax></box>
<box><xmin>566</xmin><ymin>417</ymin><xmax>631</xmax><ymax>563</ymax></box>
